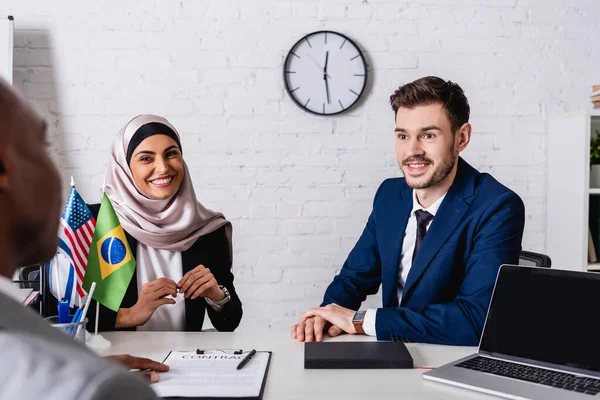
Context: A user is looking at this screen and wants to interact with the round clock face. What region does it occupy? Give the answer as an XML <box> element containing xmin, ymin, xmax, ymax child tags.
<box><xmin>283</xmin><ymin>31</ymin><xmax>367</xmax><ymax>116</ymax></box>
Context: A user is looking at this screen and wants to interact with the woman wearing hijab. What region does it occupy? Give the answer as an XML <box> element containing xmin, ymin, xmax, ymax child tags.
<box><xmin>86</xmin><ymin>114</ymin><xmax>242</xmax><ymax>332</ymax></box>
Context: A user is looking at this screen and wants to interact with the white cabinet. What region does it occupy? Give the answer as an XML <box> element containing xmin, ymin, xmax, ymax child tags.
<box><xmin>547</xmin><ymin>111</ymin><xmax>600</xmax><ymax>271</ymax></box>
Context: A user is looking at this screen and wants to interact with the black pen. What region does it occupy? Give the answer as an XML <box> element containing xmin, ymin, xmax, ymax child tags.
<box><xmin>236</xmin><ymin>349</ymin><xmax>256</xmax><ymax>370</ymax></box>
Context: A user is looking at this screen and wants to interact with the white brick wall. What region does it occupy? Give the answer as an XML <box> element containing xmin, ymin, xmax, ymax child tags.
<box><xmin>3</xmin><ymin>0</ymin><xmax>600</xmax><ymax>331</ymax></box>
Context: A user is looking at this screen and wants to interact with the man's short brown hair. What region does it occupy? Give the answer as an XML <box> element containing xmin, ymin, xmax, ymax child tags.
<box><xmin>390</xmin><ymin>76</ymin><xmax>470</xmax><ymax>133</ymax></box>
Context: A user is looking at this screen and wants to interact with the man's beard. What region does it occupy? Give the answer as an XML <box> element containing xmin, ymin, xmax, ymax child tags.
<box><xmin>400</xmin><ymin>152</ymin><xmax>457</xmax><ymax>189</ymax></box>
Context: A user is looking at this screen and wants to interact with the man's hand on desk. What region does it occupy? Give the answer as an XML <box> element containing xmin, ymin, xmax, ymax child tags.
<box><xmin>291</xmin><ymin>316</ymin><xmax>342</xmax><ymax>342</ymax></box>
<box><xmin>107</xmin><ymin>354</ymin><xmax>170</xmax><ymax>383</ymax></box>
<box><xmin>290</xmin><ymin>304</ymin><xmax>356</xmax><ymax>342</ymax></box>
<box><xmin>300</xmin><ymin>304</ymin><xmax>357</xmax><ymax>336</ymax></box>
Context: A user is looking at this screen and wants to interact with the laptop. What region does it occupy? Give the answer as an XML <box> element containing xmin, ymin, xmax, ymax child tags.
<box><xmin>423</xmin><ymin>265</ymin><xmax>600</xmax><ymax>399</ymax></box>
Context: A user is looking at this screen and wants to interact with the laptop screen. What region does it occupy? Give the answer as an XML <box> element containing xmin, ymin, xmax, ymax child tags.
<box><xmin>479</xmin><ymin>265</ymin><xmax>600</xmax><ymax>372</ymax></box>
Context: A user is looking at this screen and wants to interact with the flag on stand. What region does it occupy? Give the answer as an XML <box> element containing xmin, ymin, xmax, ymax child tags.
<box><xmin>83</xmin><ymin>193</ymin><xmax>136</xmax><ymax>312</ymax></box>
<box><xmin>48</xmin><ymin>184</ymin><xmax>96</xmax><ymax>307</ymax></box>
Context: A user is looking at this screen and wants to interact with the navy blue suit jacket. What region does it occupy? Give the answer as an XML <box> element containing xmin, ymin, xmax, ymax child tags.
<box><xmin>322</xmin><ymin>158</ymin><xmax>525</xmax><ymax>345</ymax></box>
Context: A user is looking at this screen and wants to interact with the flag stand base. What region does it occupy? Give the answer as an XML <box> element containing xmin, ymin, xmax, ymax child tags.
<box><xmin>85</xmin><ymin>300</ymin><xmax>111</xmax><ymax>353</ymax></box>
<box><xmin>86</xmin><ymin>333</ymin><xmax>112</xmax><ymax>353</ymax></box>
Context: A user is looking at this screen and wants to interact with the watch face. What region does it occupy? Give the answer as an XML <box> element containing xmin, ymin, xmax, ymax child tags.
<box><xmin>283</xmin><ymin>31</ymin><xmax>367</xmax><ymax>116</ymax></box>
<box><xmin>353</xmin><ymin>310</ymin><xmax>366</xmax><ymax>322</ymax></box>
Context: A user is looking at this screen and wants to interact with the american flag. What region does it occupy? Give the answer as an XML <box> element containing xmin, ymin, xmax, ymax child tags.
<box><xmin>58</xmin><ymin>186</ymin><xmax>96</xmax><ymax>299</ymax></box>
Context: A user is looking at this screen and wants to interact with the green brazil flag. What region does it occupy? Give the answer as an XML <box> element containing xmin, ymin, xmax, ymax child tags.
<box><xmin>83</xmin><ymin>193</ymin><xmax>136</xmax><ymax>312</ymax></box>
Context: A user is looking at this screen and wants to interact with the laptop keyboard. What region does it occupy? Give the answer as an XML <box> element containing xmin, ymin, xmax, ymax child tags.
<box><xmin>456</xmin><ymin>356</ymin><xmax>600</xmax><ymax>396</ymax></box>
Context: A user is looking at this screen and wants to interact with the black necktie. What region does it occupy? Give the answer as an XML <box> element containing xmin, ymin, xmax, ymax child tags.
<box><xmin>412</xmin><ymin>210</ymin><xmax>434</xmax><ymax>263</ymax></box>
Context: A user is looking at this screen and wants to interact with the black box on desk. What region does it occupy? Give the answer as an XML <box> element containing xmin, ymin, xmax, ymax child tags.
<box><xmin>304</xmin><ymin>341</ymin><xmax>413</xmax><ymax>369</ymax></box>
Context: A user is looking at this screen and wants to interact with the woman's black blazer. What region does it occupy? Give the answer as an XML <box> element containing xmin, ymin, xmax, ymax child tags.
<box><xmin>85</xmin><ymin>203</ymin><xmax>242</xmax><ymax>332</ymax></box>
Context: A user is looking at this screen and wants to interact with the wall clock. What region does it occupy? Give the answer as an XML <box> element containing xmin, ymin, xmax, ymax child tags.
<box><xmin>283</xmin><ymin>30</ymin><xmax>367</xmax><ymax>116</ymax></box>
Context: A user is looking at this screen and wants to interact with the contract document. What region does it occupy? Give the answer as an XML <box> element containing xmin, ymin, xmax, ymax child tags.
<box><xmin>152</xmin><ymin>350</ymin><xmax>272</xmax><ymax>399</ymax></box>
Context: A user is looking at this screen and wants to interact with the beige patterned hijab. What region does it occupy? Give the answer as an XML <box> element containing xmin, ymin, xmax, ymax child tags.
<box><xmin>104</xmin><ymin>114</ymin><xmax>232</xmax><ymax>254</ymax></box>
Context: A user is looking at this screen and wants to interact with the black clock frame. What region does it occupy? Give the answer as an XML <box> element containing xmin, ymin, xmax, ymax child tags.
<box><xmin>283</xmin><ymin>30</ymin><xmax>368</xmax><ymax>116</ymax></box>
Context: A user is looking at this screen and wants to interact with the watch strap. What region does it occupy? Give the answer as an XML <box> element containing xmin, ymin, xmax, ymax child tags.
<box><xmin>205</xmin><ymin>285</ymin><xmax>231</xmax><ymax>308</ymax></box>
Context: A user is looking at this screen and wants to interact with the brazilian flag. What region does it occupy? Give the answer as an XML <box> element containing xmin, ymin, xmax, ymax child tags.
<box><xmin>83</xmin><ymin>193</ymin><xmax>135</xmax><ymax>312</ymax></box>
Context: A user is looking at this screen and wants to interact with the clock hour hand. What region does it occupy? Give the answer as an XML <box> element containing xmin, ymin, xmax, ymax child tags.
<box><xmin>306</xmin><ymin>52</ymin><xmax>333</xmax><ymax>79</ymax></box>
<box><xmin>324</xmin><ymin>51</ymin><xmax>330</xmax><ymax>104</ymax></box>
<box><xmin>306</xmin><ymin>52</ymin><xmax>323</xmax><ymax>71</ymax></box>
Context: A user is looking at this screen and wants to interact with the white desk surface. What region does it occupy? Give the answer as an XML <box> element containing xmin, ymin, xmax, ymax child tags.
<box><xmin>97</xmin><ymin>331</ymin><xmax>496</xmax><ymax>400</ymax></box>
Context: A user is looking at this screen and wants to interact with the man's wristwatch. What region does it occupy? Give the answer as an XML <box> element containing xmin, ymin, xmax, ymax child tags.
<box><xmin>352</xmin><ymin>310</ymin><xmax>366</xmax><ymax>335</ymax></box>
<box><xmin>205</xmin><ymin>285</ymin><xmax>231</xmax><ymax>309</ymax></box>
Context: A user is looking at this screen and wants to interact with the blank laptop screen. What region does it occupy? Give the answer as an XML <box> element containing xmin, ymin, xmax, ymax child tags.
<box><xmin>479</xmin><ymin>265</ymin><xmax>600</xmax><ymax>372</ymax></box>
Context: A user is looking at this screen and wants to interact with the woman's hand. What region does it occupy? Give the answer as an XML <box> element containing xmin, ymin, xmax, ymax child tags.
<box><xmin>116</xmin><ymin>277</ymin><xmax>177</xmax><ymax>328</ymax></box>
<box><xmin>177</xmin><ymin>264</ymin><xmax>224</xmax><ymax>302</ymax></box>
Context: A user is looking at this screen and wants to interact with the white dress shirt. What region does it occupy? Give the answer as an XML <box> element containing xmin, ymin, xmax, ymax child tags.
<box><xmin>136</xmin><ymin>243</ymin><xmax>186</xmax><ymax>331</ymax></box>
<box><xmin>0</xmin><ymin>276</ymin><xmax>158</xmax><ymax>400</ymax></box>
<box><xmin>363</xmin><ymin>190</ymin><xmax>447</xmax><ymax>336</ymax></box>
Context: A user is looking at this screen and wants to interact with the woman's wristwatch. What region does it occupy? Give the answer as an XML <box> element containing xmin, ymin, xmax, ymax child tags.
<box><xmin>205</xmin><ymin>285</ymin><xmax>231</xmax><ymax>309</ymax></box>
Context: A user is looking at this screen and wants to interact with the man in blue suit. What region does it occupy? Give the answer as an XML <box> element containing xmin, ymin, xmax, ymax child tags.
<box><xmin>291</xmin><ymin>76</ymin><xmax>525</xmax><ymax>345</ymax></box>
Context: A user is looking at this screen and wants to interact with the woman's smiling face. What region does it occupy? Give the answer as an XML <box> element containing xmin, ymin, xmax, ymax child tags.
<box><xmin>129</xmin><ymin>134</ymin><xmax>184</xmax><ymax>199</ymax></box>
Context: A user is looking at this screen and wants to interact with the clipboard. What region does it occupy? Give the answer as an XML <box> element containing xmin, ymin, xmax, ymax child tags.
<box><xmin>154</xmin><ymin>349</ymin><xmax>272</xmax><ymax>400</ymax></box>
